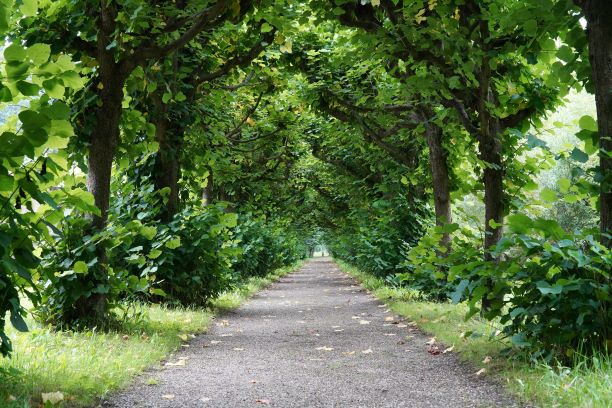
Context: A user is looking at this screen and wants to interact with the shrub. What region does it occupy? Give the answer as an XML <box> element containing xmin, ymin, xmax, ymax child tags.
<box><xmin>450</xmin><ymin>216</ymin><xmax>611</xmax><ymax>360</ymax></box>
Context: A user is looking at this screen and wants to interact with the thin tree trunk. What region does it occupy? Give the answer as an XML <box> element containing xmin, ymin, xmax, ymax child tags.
<box><xmin>202</xmin><ymin>167</ymin><xmax>214</xmax><ymax>204</ymax></box>
<box><xmin>478</xmin><ymin>55</ymin><xmax>505</xmax><ymax>260</ymax></box>
<box><xmin>581</xmin><ymin>0</ymin><xmax>612</xmax><ymax>247</ymax></box>
<box><xmin>423</xmin><ymin>114</ymin><xmax>452</xmax><ymax>251</ymax></box>
<box><xmin>478</xmin><ymin>49</ymin><xmax>505</xmax><ymax>313</ymax></box>
<box><xmin>154</xmin><ymin>119</ymin><xmax>182</xmax><ymax>222</ymax></box>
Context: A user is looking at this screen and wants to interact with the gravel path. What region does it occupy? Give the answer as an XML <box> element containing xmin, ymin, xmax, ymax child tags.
<box><xmin>102</xmin><ymin>258</ymin><xmax>518</xmax><ymax>408</ymax></box>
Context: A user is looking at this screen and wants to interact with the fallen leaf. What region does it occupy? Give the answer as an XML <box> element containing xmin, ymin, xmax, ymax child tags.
<box><xmin>210</xmin><ymin>340</ymin><xmax>221</xmax><ymax>344</ymax></box>
<box><xmin>41</xmin><ymin>392</ymin><xmax>64</xmax><ymax>405</ymax></box>
<box><xmin>475</xmin><ymin>368</ymin><xmax>486</xmax><ymax>376</ymax></box>
<box><xmin>256</xmin><ymin>398</ymin><xmax>271</xmax><ymax>404</ymax></box>
<box><xmin>342</xmin><ymin>351</ymin><xmax>355</xmax><ymax>355</ymax></box>
<box><xmin>200</xmin><ymin>397</ymin><xmax>211</xmax><ymax>402</ymax></box>
<box><xmin>426</xmin><ymin>337</ymin><xmax>436</xmax><ymax>345</ymax></box>
<box><xmin>482</xmin><ymin>356</ymin><xmax>492</xmax><ymax>364</ymax></box>
<box><xmin>361</xmin><ymin>348</ymin><xmax>373</xmax><ymax>354</ymax></box>
<box><xmin>351</xmin><ymin>316</ymin><xmax>360</xmax><ymax>320</ymax></box>
<box><xmin>233</xmin><ymin>347</ymin><xmax>245</xmax><ymax>351</ymax></box>
<box><xmin>443</xmin><ymin>345</ymin><xmax>455</xmax><ymax>354</ymax></box>
<box><xmin>178</xmin><ymin>334</ymin><xmax>188</xmax><ymax>341</ymax></box>
<box><xmin>165</xmin><ymin>359</ymin><xmax>186</xmax><ymax>366</ymax></box>
<box><xmin>332</xmin><ymin>326</ymin><xmax>341</xmax><ymax>328</ymax></box>
<box><xmin>359</xmin><ymin>320</ymin><xmax>370</xmax><ymax>325</ymax></box>
<box><xmin>315</xmin><ymin>346</ymin><xmax>334</xmax><ymax>351</ymax></box>
<box><xmin>162</xmin><ymin>394</ymin><xmax>175</xmax><ymax>400</ymax></box>
<box><xmin>384</xmin><ymin>316</ymin><xmax>395</xmax><ymax>322</ymax></box>
<box><xmin>397</xmin><ymin>324</ymin><xmax>407</xmax><ymax>328</ymax></box>
<box><xmin>122</xmin><ymin>335</ymin><xmax>129</xmax><ymax>341</ymax></box>
<box><xmin>383</xmin><ymin>333</ymin><xmax>397</xmax><ymax>336</ymax></box>
<box><xmin>250</xmin><ymin>380</ymin><xmax>258</xmax><ymax>384</ymax></box>
<box><xmin>334</xmin><ymin>329</ymin><xmax>344</xmax><ymax>332</ymax></box>
<box><xmin>7</xmin><ymin>395</ymin><xmax>16</xmax><ymax>402</ymax></box>
<box><xmin>427</xmin><ymin>345</ymin><xmax>441</xmax><ymax>355</ymax></box>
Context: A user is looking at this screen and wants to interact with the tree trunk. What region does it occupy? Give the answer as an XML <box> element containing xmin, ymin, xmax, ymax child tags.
<box><xmin>202</xmin><ymin>167</ymin><xmax>214</xmax><ymax>204</ymax></box>
<box><xmin>79</xmin><ymin>11</ymin><xmax>127</xmax><ymax>322</ymax></box>
<box><xmin>478</xmin><ymin>59</ymin><xmax>505</xmax><ymax>260</ymax></box>
<box><xmin>154</xmin><ymin>119</ymin><xmax>182</xmax><ymax>222</ymax></box>
<box><xmin>423</xmin><ymin>117</ymin><xmax>452</xmax><ymax>251</ymax></box>
<box><xmin>581</xmin><ymin>0</ymin><xmax>612</xmax><ymax>247</ymax></box>
<box><xmin>478</xmin><ymin>53</ymin><xmax>505</xmax><ymax>313</ymax></box>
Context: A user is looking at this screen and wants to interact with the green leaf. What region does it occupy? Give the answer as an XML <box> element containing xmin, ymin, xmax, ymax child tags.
<box><xmin>16</xmin><ymin>81</ymin><xmax>40</xmax><ymax>96</ymax></box>
<box><xmin>27</xmin><ymin>43</ymin><xmax>50</xmax><ymax>64</ymax></box>
<box><xmin>578</xmin><ymin>115</ymin><xmax>597</xmax><ymax>132</ymax></box>
<box><xmin>60</xmin><ymin>71</ymin><xmax>85</xmax><ymax>89</ymax></box>
<box><xmin>73</xmin><ymin>260</ymin><xmax>88</xmax><ymax>274</ymax></box>
<box><xmin>10</xmin><ymin>312</ymin><xmax>28</xmax><ymax>333</ymax></box>
<box><xmin>148</xmin><ymin>249</ymin><xmax>162</xmax><ymax>259</ymax></box>
<box><xmin>0</xmin><ymin>85</ymin><xmax>12</xmax><ymax>102</ymax></box>
<box><xmin>20</xmin><ymin>0</ymin><xmax>37</xmax><ymax>16</ymax></box>
<box><xmin>523</xmin><ymin>19</ymin><xmax>538</xmax><ymax>36</ymax></box>
<box><xmin>570</xmin><ymin>147</ymin><xmax>589</xmax><ymax>163</ymax></box>
<box><xmin>42</xmin><ymin>78</ymin><xmax>65</xmax><ymax>98</ymax></box>
<box><xmin>165</xmin><ymin>237</ymin><xmax>181</xmax><ymax>249</ymax></box>
<box><xmin>507</xmin><ymin>213</ymin><xmax>533</xmax><ymax>233</ymax></box>
<box><xmin>557</xmin><ymin>178</ymin><xmax>571</xmax><ymax>193</ymax></box>
<box><xmin>0</xmin><ymin>174</ymin><xmax>14</xmax><ymax>192</ymax></box>
<box><xmin>18</xmin><ymin>110</ymin><xmax>49</xmax><ymax>131</ymax></box>
<box><xmin>6</xmin><ymin>61</ymin><xmax>29</xmax><ymax>81</ymax></box>
<box><xmin>150</xmin><ymin>288</ymin><xmax>167</xmax><ymax>297</ymax></box>
<box><xmin>540</xmin><ymin>188</ymin><xmax>557</xmax><ymax>202</ymax></box>
<box><xmin>536</xmin><ymin>281</ymin><xmax>563</xmax><ymax>295</ymax></box>
<box><xmin>451</xmin><ymin>279</ymin><xmax>469</xmax><ymax>304</ymax></box>
<box><xmin>4</xmin><ymin>44</ymin><xmax>26</xmax><ymax>62</ymax></box>
<box><xmin>140</xmin><ymin>225</ymin><xmax>157</xmax><ymax>240</ymax></box>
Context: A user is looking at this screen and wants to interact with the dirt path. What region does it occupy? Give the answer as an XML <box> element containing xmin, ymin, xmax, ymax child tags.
<box><xmin>102</xmin><ymin>258</ymin><xmax>518</xmax><ymax>408</ymax></box>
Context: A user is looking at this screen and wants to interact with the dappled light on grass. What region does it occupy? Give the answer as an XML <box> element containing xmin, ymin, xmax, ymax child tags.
<box><xmin>0</xmin><ymin>305</ymin><xmax>210</xmax><ymax>407</ymax></box>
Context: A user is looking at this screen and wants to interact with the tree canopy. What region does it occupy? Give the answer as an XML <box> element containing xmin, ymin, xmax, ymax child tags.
<box><xmin>0</xmin><ymin>0</ymin><xmax>610</xmax><ymax>361</ymax></box>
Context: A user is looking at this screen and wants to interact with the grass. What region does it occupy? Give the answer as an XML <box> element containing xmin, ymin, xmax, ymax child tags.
<box><xmin>337</xmin><ymin>260</ymin><xmax>612</xmax><ymax>408</ymax></box>
<box><xmin>0</xmin><ymin>261</ymin><xmax>304</xmax><ymax>407</ymax></box>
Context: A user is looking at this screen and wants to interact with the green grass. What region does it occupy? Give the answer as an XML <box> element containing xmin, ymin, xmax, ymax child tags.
<box><xmin>337</xmin><ymin>260</ymin><xmax>612</xmax><ymax>408</ymax></box>
<box><xmin>0</xmin><ymin>261</ymin><xmax>304</xmax><ymax>407</ymax></box>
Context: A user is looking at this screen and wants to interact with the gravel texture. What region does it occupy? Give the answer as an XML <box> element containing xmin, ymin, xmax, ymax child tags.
<box><xmin>102</xmin><ymin>258</ymin><xmax>518</xmax><ymax>408</ymax></box>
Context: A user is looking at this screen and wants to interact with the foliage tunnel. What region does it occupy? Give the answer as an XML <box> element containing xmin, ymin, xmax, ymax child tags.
<box><xmin>0</xmin><ymin>0</ymin><xmax>610</xmax><ymax>362</ymax></box>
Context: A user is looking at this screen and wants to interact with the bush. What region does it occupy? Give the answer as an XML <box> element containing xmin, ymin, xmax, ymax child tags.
<box><xmin>450</xmin><ymin>216</ymin><xmax>611</xmax><ymax>360</ymax></box>
<box><xmin>232</xmin><ymin>214</ymin><xmax>307</xmax><ymax>278</ymax></box>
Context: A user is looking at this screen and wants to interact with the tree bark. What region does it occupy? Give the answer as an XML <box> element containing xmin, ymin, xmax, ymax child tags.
<box><xmin>422</xmin><ymin>113</ymin><xmax>452</xmax><ymax>251</ymax></box>
<box><xmin>580</xmin><ymin>0</ymin><xmax>612</xmax><ymax>247</ymax></box>
<box><xmin>202</xmin><ymin>167</ymin><xmax>214</xmax><ymax>204</ymax></box>
<box><xmin>478</xmin><ymin>54</ymin><xmax>505</xmax><ymax>260</ymax></box>
<box><xmin>153</xmin><ymin>118</ymin><xmax>182</xmax><ymax>222</ymax></box>
<box><xmin>78</xmin><ymin>4</ymin><xmax>127</xmax><ymax>323</ymax></box>
<box><xmin>477</xmin><ymin>54</ymin><xmax>505</xmax><ymax>313</ymax></box>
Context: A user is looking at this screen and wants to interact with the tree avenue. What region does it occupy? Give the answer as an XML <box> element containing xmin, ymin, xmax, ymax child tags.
<box><xmin>0</xmin><ymin>0</ymin><xmax>610</xmax><ymax>374</ymax></box>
